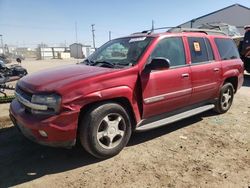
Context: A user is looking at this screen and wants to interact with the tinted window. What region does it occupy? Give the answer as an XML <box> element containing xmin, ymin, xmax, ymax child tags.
<box><xmin>151</xmin><ymin>37</ymin><xmax>186</xmax><ymax>67</ymax></box>
<box><xmin>188</xmin><ymin>37</ymin><xmax>209</xmax><ymax>63</ymax></box>
<box><xmin>215</xmin><ymin>38</ymin><xmax>240</xmax><ymax>60</ymax></box>
<box><xmin>205</xmin><ymin>38</ymin><xmax>215</xmax><ymax>61</ymax></box>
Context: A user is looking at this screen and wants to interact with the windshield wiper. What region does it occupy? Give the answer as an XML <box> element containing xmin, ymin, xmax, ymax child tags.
<box><xmin>92</xmin><ymin>60</ymin><xmax>115</xmax><ymax>68</ymax></box>
<box><xmin>83</xmin><ymin>58</ymin><xmax>95</xmax><ymax>65</ymax></box>
<box><xmin>117</xmin><ymin>62</ymin><xmax>133</xmax><ymax>66</ymax></box>
<box><xmin>84</xmin><ymin>59</ymin><xmax>132</xmax><ymax>68</ymax></box>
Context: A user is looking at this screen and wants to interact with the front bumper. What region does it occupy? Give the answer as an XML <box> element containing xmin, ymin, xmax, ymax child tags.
<box><xmin>10</xmin><ymin>99</ymin><xmax>78</xmax><ymax>148</ymax></box>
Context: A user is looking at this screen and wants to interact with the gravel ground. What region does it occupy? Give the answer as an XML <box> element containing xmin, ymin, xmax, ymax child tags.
<box><xmin>0</xmin><ymin>59</ymin><xmax>249</xmax><ymax>188</ymax></box>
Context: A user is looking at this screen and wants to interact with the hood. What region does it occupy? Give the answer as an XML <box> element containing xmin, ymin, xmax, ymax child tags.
<box><xmin>18</xmin><ymin>64</ymin><xmax>115</xmax><ymax>92</ymax></box>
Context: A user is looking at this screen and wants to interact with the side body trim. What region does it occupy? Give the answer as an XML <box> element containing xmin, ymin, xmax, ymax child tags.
<box><xmin>144</xmin><ymin>88</ymin><xmax>192</xmax><ymax>104</ymax></box>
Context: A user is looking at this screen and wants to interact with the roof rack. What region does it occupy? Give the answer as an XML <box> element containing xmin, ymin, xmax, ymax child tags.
<box><xmin>168</xmin><ymin>28</ymin><xmax>227</xmax><ymax>36</ymax></box>
<box><xmin>131</xmin><ymin>26</ymin><xmax>180</xmax><ymax>35</ymax></box>
<box><xmin>131</xmin><ymin>26</ymin><xmax>227</xmax><ymax>36</ymax></box>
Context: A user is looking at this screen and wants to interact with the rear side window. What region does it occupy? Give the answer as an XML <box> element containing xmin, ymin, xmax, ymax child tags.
<box><xmin>205</xmin><ymin>38</ymin><xmax>215</xmax><ymax>61</ymax></box>
<box><xmin>188</xmin><ymin>37</ymin><xmax>209</xmax><ymax>63</ymax></box>
<box><xmin>215</xmin><ymin>38</ymin><xmax>240</xmax><ymax>60</ymax></box>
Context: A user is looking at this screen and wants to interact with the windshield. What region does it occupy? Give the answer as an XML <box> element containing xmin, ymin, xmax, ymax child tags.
<box><xmin>83</xmin><ymin>37</ymin><xmax>152</xmax><ymax>68</ymax></box>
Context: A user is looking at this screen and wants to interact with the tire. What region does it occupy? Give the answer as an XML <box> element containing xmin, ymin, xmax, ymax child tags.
<box><xmin>245</xmin><ymin>64</ymin><xmax>250</xmax><ymax>73</ymax></box>
<box><xmin>79</xmin><ymin>102</ymin><xmax>132</xmax><ymax>158</ymax></box>
<box><xmin>244</xmin><ymin>58</ymin><xmax>250</xmax><ymax>73</ymax></box>
<box><xmin>214</xmin><ymin>83</ymin><xmax>234</xmax><ymax>114</ymax></box>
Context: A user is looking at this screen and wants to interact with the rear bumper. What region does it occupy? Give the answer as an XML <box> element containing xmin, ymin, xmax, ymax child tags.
<box><xmin>10</xmin><ymin>99</ymin><xmax>79</xmax><ymax>148</ymax></box>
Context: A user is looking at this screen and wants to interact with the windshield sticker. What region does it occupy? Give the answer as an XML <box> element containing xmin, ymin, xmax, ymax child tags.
<box><xmin>193</xmin><ymin>42</ymin><xmax>201</xmax><ymax>52</ymax></box>
<box><xmin>129</xmin><ymin>37</ymin><xmax>146</xmax><ymax>43</ymax></box>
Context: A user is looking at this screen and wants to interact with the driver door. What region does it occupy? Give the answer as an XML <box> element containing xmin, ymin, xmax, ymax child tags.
<box><xmin>141</xmin><ymin>37</ymin><xmax>192</xmax><ymax>118</ymax></box>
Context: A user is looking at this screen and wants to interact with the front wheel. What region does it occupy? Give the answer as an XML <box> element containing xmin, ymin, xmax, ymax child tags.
<box><xmin>79</xmin><ymin>102</ymin><xmax>132</xmax><ymax>158</ymax></box>
<box><xmin>214</xmin><ymin>83</ymin><xmax>234</xmax><ymax>114</ymax></box>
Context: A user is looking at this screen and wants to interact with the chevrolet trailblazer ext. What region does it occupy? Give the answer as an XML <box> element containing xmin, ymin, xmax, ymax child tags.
<box><xmin>10</xmin><ymin>29</ymin><xmax>244</xmax><ymax>158</ymax></box>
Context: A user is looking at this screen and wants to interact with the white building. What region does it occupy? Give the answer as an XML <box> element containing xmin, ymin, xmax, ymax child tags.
<box><xmin>69</xmin><ymin>43</ymin><xmax>94</xmax><ymax>59</ymax></box>
<box><xmin>37</xmin><ymin>47</ymin><xmax>70</xmax><ymax>60</ymax></box>
<box><xmin>178</xmin><ymin>4</ymin><xmax>250</xmax><ymax>35</ymax></box>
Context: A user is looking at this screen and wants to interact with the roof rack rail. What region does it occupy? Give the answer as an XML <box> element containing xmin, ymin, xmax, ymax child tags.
<box><xmin>168</xmin><ymin>28</ymin><xmax>227</xmax><ymax>36</ymax></box>
<box><xmin>131</xmin><ymin>26</ymin><xmax>181</xmax><ymax>35</ymax></box>
<box><xmin>131</xmin><ymin>27</ymin><xmax>227</xmax><ymax>36</ymax></box>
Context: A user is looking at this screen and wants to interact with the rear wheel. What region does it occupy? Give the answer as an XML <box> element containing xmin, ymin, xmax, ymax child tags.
<box><xmin>245</xmin><ymin>59</ymin><xmax>250</xmax><ymax>73</ymax></box>
<box><xmin>243</xmin><ymin>58</ymin><xmax>250</xmax><ymax>73</ymax></box>
<box><xmin>79</xmin><ymin>102</ymin><xmax>132</xmax><ymax>158</ymax></box>
<box><xmin>214</xmin><ymin>83</ymin><xmax>234</xmax><ymax>114</ymax></box>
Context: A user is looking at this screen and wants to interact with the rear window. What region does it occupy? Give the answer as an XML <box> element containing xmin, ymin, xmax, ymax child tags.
<box><xmin>215</xmin><ymin>38</ymin><xmax>240</xmax><ymax>60</ymax></box>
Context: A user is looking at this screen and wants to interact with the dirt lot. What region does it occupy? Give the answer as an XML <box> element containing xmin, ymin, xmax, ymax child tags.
<box><xmin>0</xmin><ymin>59</ymin><xmax>249</xmax><ymax>188</ymax></box>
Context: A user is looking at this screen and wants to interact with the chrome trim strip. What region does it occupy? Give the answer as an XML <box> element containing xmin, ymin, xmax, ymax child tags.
<box><xmin>144</xmin><ymin>88</ymin><xmax>192</xmax><ymax>104</ymax></box>
<box><xmin>15</xmin><ymin>92</ymin><xmax>48</xmax><ymax>111</ymax></box>
<box><xmin>144</xmin><ymin>96</ymin><xmax>165</xmax><ymax>104</ymax></box>
<box><xmin>193</xmin><ymin>82</ymin><xmax>217</xmax><ymax>90</ymax></box>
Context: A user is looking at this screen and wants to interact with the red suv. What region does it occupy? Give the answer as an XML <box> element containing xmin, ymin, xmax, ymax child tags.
<box><xmin>10</xmin><ymin>29</ymin><xmax>244</xmax><ymax>158</ymax></box>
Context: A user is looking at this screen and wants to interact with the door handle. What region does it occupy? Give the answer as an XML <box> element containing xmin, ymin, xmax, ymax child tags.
<box><xmin>214</xmin><ymin>68</ymin><xmax>220</xmax><ymax>72</ymax></box>
<box><xmin>182</xmin><ymin>73</ymin><xmax>189</xmax><ymax>78</ymax></box>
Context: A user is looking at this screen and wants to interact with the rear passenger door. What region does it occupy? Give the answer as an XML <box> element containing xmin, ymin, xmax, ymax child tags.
<box><xmin>188</xmin><ymin>37</ymin><xmax>222</xmax><ymax>105</ymax></box>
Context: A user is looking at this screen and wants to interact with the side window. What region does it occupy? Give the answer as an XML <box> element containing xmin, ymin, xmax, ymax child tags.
<box><xmin>151</xmin><ymin>37</ymin><xmax>186</xmax><ymax>67</ymax></box>
<box><xmin>215</xmin><ymin>38</ymin><xmax>240</xmax><ymax>60</ymax></box>
<box><xmin>205</xmin><ymin>38</ymin><xmax>215</xmax><ymax>61</ymax></box>
<box><xmin>188</xmin><ymin>37</ymin><xmax>209</xmax><ymax>63</ymax></box>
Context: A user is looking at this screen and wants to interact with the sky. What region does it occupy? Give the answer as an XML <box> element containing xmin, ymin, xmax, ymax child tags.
<box><xmin>0</xmin><ymin>0</ymin><xmax>249</xmax><ymax>48</ymax></box>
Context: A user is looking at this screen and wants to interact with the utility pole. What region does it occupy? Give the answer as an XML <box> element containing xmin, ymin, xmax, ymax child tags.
<box><xmin>0</xmin><ymin>34</ymin><xmax>4</xmax><ymax>55</ymax></box>
<box><xmin>151</xmin><ymin>20</ymin><xmax>155</xmax><ymax>32</ymax></box>
<box><xmin>91</xmin><ymin>24</ymin><xmax>96</xmax><ymax>50</ymax></box>
<box><xmin>75</xmin><ymin>22</ymin><xmax>78</xmax><ymax>43</ymax></box>
<box><xmin>41</xmin><ymin>42</ymin><xmax>44</xmax><ymax>60</ymax></box>
<box><xmin>109</xmin><ymin>31</ymin><xmax>111</xmax><ymax>41</ymax></box>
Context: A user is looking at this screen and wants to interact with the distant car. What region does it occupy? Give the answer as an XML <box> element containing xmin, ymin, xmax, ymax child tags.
<box><xmin>10</xmin><ymin>29</ymin><xmax>244</xmax><ymax>158</ymax></box>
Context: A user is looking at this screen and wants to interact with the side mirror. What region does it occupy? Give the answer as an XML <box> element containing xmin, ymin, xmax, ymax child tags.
<box><xmin>146</xmin><ymin>57</ymin><xmax>170</xmax><ymax>71</ymax></box>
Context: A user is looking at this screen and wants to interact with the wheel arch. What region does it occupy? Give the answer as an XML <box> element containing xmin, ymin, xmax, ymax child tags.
<box><xmin>223</xmin><ymin>76</ymin><xmax>238</xmax><ymax>93</ymax></box>
<box><xmin>77</xmin><ymin>97</ymin><xmax>138</xmax><ymax>136</ymax></box>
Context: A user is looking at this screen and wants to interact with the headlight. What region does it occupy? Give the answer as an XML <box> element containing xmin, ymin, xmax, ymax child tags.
<box><xmin>31</xmin><ymin>94</ymin><xmax>61</xmax><ymax>115</ymax></box>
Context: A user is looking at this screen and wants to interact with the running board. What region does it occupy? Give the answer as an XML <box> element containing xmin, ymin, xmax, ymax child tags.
<box><xmin>136</xmin><ymin>104</ymin><xmax>215</xmax><ymax>132</ymax></box>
